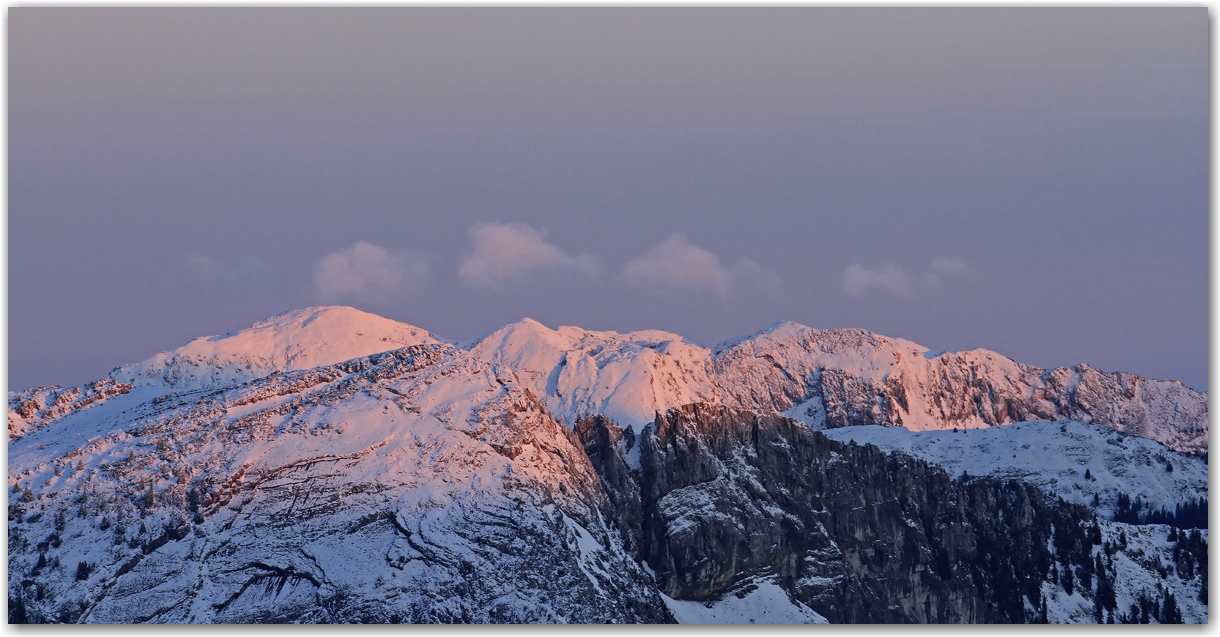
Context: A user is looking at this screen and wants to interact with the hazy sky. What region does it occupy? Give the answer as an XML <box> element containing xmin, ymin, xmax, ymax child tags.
<box><xmin>9</xmin><ymin>8</ymin><xmax>1208</xmax><ymax>391</ymax></box>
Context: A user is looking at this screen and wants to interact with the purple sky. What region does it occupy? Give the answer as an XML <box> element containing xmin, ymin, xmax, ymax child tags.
<box><xmin>9</xmin><ymin>8</ymin><xmax>1208</xmax><ymax>391</ymax></box>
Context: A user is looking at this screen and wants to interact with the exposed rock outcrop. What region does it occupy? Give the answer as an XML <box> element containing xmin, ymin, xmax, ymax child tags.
<box><xmin>8</xmin><ymin>379</ymin><xmax>132</xmax><ymax>440</ymax></box>
<box><xmin>577</xmin><ymin>404</ymin><xmax>1207</xmax><ymax>623</ymax></box>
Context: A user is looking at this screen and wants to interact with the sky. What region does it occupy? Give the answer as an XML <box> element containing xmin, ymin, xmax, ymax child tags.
<box><xmin>8</xmin><ymin>8</ymin><xmax>1209</xmax><ymax>392</ymax></box>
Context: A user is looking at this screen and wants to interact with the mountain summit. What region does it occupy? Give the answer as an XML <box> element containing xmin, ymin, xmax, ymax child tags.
<box><xmin>109</xmin><ymin>306</ymin><xmax>444</xmax><ymax>390</ymax></box>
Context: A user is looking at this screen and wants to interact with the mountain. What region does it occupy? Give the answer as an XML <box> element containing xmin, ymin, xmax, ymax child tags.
<box><xmin>10</xmin><ymin>345</ymin><xmax>670</xmax><ymax>623</ymax></box>
<box><xmin>109</xmin><ymin>306</ymin><xmax>444</xmax><ymax>390</ymax></box>
<box><xmin>7</xmin><ymin>307</ymin><xmax>1208</xmax><ymax>623</ymax></box>
<box><xmin>9</xmin><ymin>307</ymin><xmax>442</xmax><ymax>442</ymax></box>
<box><xmin>712</xmin><ymin>322</ymin><xmax>1207</xmax><ymax>454</ymax></box>
<box><xmin>464</xmin><ymin>318</ymin><xmax>717</xmax><ymax>432</ymax></box>
<box><xmin>466</xmin><ymin>317</ymin><xmax>1206</xmax><ymax>454</ymax></box>
<box><xmin>13</xmin><ymin>310</ymin><xmax>1206</xmax><ymax>454</ymax></box>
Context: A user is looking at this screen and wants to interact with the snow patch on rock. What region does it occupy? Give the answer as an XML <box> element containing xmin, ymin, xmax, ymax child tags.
<box><xmin>661</xmin><ymin>576</ymin><xmax>829</xmax><ymax>624</ymax></box>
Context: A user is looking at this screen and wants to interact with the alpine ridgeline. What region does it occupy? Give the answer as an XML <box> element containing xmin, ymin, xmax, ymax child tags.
<box><xmin>8</xmin><ymin>307</ymin><xmax>1208</xmax><ymax>624</ymax></box>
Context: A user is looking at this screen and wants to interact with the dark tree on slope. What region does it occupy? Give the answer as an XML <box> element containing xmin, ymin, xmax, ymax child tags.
<box><xmin>1093</xmin><ymin>553</ymin><xmax>1117</xmax><ymax>623</ymax></box>
<box><xmin>1120</xmin><ymin>589</ymin><xmax>1183</xmax><ymax>624</ymax></box>
<box><xmin>1114</xmin><ymin>494</ymin><xmax>1208</xmax><ymax>530</ymax></box>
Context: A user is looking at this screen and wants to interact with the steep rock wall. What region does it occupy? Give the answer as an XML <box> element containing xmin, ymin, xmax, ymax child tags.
<box><xmin>579</xmin><ymin>404</ymin><xmax>1112</xmax><ymax>623</ymax></box>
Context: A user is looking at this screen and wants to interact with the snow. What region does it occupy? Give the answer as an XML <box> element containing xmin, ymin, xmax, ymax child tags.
<box><xmin>1039</xmin><ymin>521</ymin><xmax>1208</xmax><ymax>624</ymax></box>
<box><xmin>35</xmin><ymin>307</ymin><xmax>1198</xmax><ymax>457</ymax></box>
<box><xmin>1099</xmin><ymin>521</ymin><xmax>1207</xmax><ymax>624</ymax></box>
<box><xmin>710</xmin><ymin>322</ymin><xmax>1206</xmax><ymax>452</ymax></box>
<box><xmin>560</xmin><ymin>511</ymin><xmax>614</xmax><ymax>596</ymax></box>
<box><xmin>622</xmin><ymin>432</ymin><xmax>643</xmax><ymax>471</ymax></box>
<box><xmin>7</xmin><ymin>306</ymin><xmax>1209</xmax><ymax>624</ymax></box>
<box><xmin>462</xmin><ymin>315</ymin><xmax>1204</xmax><ymax>456</ymax></box>
<box><xmin>13</xmin><ymin>342</ymin><xmax>671</xmax><ymax>622</ymax></box>
<box><xmin>465</xmin><ymin>318</ymin><xmax>717</xmax><ymax>429</ymax></box>
<box><xmin>661</xmin><ymin>576</ymin><xmax>828</xmax><ymax>624</ymax></box>
<box><xmin>9</xmin><ymin>386</ymin><xmax>177</xmax><ymax>483</ymax></box>
<box><xmin>108</xmin><ymin>306</ymin><xmax>443</xmax><ymax>390</ymax></box>
<box><xmin>821</xmin><ymin>421</ymin><xmax>1207</xmax><ymax>516</ymax></box>
<box><xmin>9</xmin><ymin>379</ymin><xmax>139</xmax><ymax>440</ymax></box>
<box><xmin>714</xmin><ymin>323</ymin><xmax>1025</xmax><ymax>431</ymax></box>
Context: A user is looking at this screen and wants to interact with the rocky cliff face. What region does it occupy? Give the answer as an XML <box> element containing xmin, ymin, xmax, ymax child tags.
<box><xmin>576</xmin><ymin>404</ymin><xmax>1107</xmax><ymax>623</ymax></box>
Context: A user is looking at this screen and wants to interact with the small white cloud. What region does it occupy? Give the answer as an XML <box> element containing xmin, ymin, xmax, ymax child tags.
<box><xmin>924</xmin><ymin>257</ymin><xmax>976</xmax><ymax>290</ymax></box>
<box><xmin>622</xmin><ymin>235</ymin><xmax>782</xmax><ymax>299</ymax></box>
<box><xmin>843</xmin><ymin>263</ymin><xmax>915</xmax><ymax>298</ymax></box>
<box><xmin>184</xmin><ymin>253</ymin><xmax>227</xmax><ymax>279</ymax></box>
<box><xmin>732</xmin><ymin>257</ymin><xmax>785</xmax><ymax>299</ymax></box>
<box><xmin>845</xmin><ymin>258</ymin><xmax>976</xmax><ymax>298</ymax></box>
<box><xmin>458</xmin><ymin>222</ymin><xmax>598</xmax><ymax>286</ymax></box>
<box><xmin>929</xmin><ymin>257</ymin><xmax>972</xmax><ymax>277</ymax></box>
<box><xmin>623</xmin><ymin>235</ymin><xmax>734</xmax><ymax>297</ymax></box>
<box><xmin>314</xmin><ymin>241</ymin><xmax>428</xmax><ymax>302</ymax></box>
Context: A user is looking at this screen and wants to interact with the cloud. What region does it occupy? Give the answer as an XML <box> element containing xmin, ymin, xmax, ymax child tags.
<box><xmin>314</xmin><ymin>241</ymin><xmax>429</xmax><ymax>302</ymax></box>
<box><xmin>458</xmin><ymin>222</ymin><xmax>599</xmax><ymax>286</ymax></box>
<box><xmin>923</xmin><ymin>257</ymin><xmax>976</xmax><ymax>290</ymax></box>
<box><xmin>622</xmin><ymin>234</ymin><xmax>782</xmax><ymax>299</ymax></box>
<box><xmin>844</xmin><ymin>258</ymin><xmax>976</xmax><ymax>298</ymax></box>
<box><xmin>843</xmin><ymin>263</ymin><xmax>915</xmax><ymax>298</ymax></box>
<box><xmin>929</xmin><ymin>257</ymin><xmax>972</xmax><ymax>277</ymax></box>
<box><xmin>732</xmin><ymin>257</ymin><xmax>785</xmax><ymax>298</ymax></box>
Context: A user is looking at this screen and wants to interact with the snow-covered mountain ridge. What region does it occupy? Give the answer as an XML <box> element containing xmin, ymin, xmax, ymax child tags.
<box><xmin>7</xmin><ymin>307</ymin><xmax>1207</xmax><ymax>623</ymax></box>
<box><xmin>11</xmin><ymin>306</ymin><xmax>1206</xmax><ymax>454</ymax></box>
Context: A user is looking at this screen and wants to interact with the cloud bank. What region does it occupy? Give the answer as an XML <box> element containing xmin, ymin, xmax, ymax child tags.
<box><xmin>459</xmin><ymin>222</ymin><xmax>599</xmax><ymax>286</ymax></box>
<box><xmin>315</xmin><ymin>241</ymin><xmax>429</xmax><ymax>302</ymax></box>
